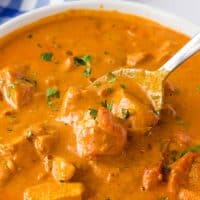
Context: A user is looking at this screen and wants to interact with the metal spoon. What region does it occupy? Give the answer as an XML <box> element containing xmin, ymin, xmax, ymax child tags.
<box><xmin>91</xmin><ymin>33</ymin><xmax>200</xmax><ymax>113</ymax></box>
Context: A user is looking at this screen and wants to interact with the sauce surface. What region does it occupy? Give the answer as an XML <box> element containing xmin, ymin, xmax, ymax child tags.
<box><xmin>0</xmin><ymin>9</ymin><xmax>200</xmax><ymax>200</ymax></box>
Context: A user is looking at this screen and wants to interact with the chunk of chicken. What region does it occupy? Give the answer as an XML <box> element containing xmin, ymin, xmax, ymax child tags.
<box><xmin>24</xmin><ymin>182</ymin><xmax>84</xmax><ymax>200</ymax></box>
<box><xmin>0</xmin><ymin>136</ymin><xmax>38</xmax><ymax>168</ymax></box>
<box><xmin>142</xmin><ymin>163</ymin><xmax>163</xmax><ymax>190</ymax></box>
<box><xmin>0</xmin><ymin>67</ymin><xmax>36</xmax><ymax>109</ymax></box>
<box><xmin>51</xmin><ymin>157</ymin><xmax>75</xmax><ymax>182</ymax></box>
<box><xmin>27</xmin><ymin>123</ymin><xmax>58</xmax><ymax>157</ymax></box>
<box><xmin>112</xmin><ymin>90</ymin><xmax>159</xmax><ymax>134</ymax></box>
<box><xmin>74</xmin><ymin>107</ymin><xmax>127</xmax><ymax>158</ymax></box>
<box><xmin>168</xmin><ymin>152</ymin><xmax>197</xmax><ymax>198</ymax></box>
<box><xmin>0</xmin><ymin>136</ymin><xmax>38</xmax><ymax>185</ymax></box>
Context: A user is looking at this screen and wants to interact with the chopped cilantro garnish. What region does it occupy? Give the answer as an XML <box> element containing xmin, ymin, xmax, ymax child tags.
<box><xmin>46</xmin><ymin>87</ymin><xmax>60</xmax><ymax>98</ymax></box>
<box><xmin>180</xmin><ymin>144</ymin><xmax>200</xmax><ymax>157</ymax></box>
<box><xmin>93</xmin><ymin>81</ymin><xmax>101</xmax><ymax>88</ymax></box>
<box><xmin>83</xmin><ymin>67</ymin><xmax>92</xmax><ymax>77</ymax></box>
<box><xmin>106</xmin><ymin>87</ymin><xmax>113</xmax><ymax>94</ymax></box>
<box><xmin>41</xmin><ymin>52</ymin><xmax>53</xmax><ymax>62</ymax></box>
<box><xmin>46</xmin><ymin>87</ymin><xmax>60</xmax><ymax>105</ymax></box>
<box><xmin>101</xmin><ymin>100</ymin><xmax>113</xmax><ymax>112</ymax></box>
<box><xmin>121</xmin><ymin>108</ymin><xmax>129</xmax><ymax>119</ymax></box>
<box><xmin>120</xmin><ymin>84</ymin><xmax>126</xmax><ymax>89</ymax></box>
<box><xmin>74</xmin><ymin>55</ymin><xmax>92</xmax><ymax>66</ymax></box>
<box><xmin>170</xmin><ymin>150</ymin><xmax>180</xmax><ymax>161</ymax></box>
<box><xmin>107</xmin><ymin>101</ymin><xmax>113</xmax><ymax>112</ymax></box>
<box><xmin>10</xmin><ymin>82</ymin><xmax>17</xmax><ymax>89</ymax></box>
<box><xmin>101</xmin><ymin>100</ymin><xmax>107</xmax><ymax>108</ymax></box>
<box><xmin>89</xmin><ymin>108</ymin><xmax>98</xmax><ymax>119</ymax></box>
<box><xmin>107</xmin><ymin>72</ymin><xmax>116</xmax><ymax>83</ymax></box>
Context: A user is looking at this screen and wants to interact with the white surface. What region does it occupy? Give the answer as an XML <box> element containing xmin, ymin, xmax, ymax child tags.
<box><xmin>0</xmin><ymin>0</ymin><xmax>199</xmax><ymax>39</ymax></box>
<box><xmin>131</xmin><ymin>0</ymin><xmax>200</xmax><ymax>25</ymax></box>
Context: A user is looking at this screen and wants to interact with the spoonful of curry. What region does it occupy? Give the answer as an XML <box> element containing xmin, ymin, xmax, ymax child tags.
<box><xmin>91</xmin><ymin>32</ymin><xmax>200</xmax><ymax>113</ymax></box>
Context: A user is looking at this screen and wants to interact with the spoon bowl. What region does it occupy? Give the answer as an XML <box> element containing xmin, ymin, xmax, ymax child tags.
<box><xmin>91</xmin><ymin>33</ymin><xmax>200</xmax><ymax>113</ymax></box>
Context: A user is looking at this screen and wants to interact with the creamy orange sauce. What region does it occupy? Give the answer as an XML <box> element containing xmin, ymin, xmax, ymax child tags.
<box><xmin>0</xmin><ymin>9</ymin><xmax>200</xmax><ymax>200</ymax></box>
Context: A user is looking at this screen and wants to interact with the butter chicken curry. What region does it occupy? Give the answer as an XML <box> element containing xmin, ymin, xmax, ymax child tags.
<box><xmin>0</xmin><ymin>10</ymin><xmax>200</xmax><ymax>200</ymax></box>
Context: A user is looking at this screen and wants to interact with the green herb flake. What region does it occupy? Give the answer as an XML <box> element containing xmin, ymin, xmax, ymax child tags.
<box><xmin>101</xmin><ymin>100</ymin><xmax>107</xmax><ymax>108</ymax></box>
<box><xmin>120</xmin><ymin>84</ymin><xmax>126</xmax><ymax>89</ymax></box>
<box><xmin>10</xmin><ymin>82</ymin><xmax>17</xmax><ymax>89</ymax></box>
<box><xmin>93</xmin><ymin>81</ymin><xmax>101</xmax><ymax>88</ymax></box>
<box><xmin>101</xmin><ymin>100</ymin><xmax>113</xmax><ymax>112</ymax></box>
<box><xmin>41</xmin><ymin>52</ymin><xmax>53</xmax><ymax>62</ymax></box>
<box><xmin>107</xmin><ymin>72</ymin><xmax>116</xmax><ymax>83</ymax></box>
<box><xmin>106</xmin><ymin>87</ymin><xmax>113</xmax><ymax>94</ymax></box>
<box><xmin>170</xmin><ymin>150</ymin><xmax>180</xmax><ymax>161</ymax></box>
<box><xmin>89</xmin><ymin>108</ymin><xmax>98</xmax><ymax>119</ymax></box>
<box><xmin>26</xmin><ymin>130</ymin><xmax>33</xmax><ymax>139</ymax></box>
<box><xmin>158</xmin><ymin>196</ymin><xmax>168</xmax><ymax>200</ymax></box>
<box><xmin>83</xmin><ymin>67</ymin><xmax>92</xmax><ymax>77</ymax></box>
<box><xmin>46</xmin><ymin>87</ymin><xmax>60</xmax><ymax>98</ymax></box>
<box><xmin>74</xmin><ymin>55</ymin><xmax>92</xmax><ymax>66</ymax></box>
<box><xmin>180</xmin><ymin>144</ymin><xmax>200</xmax><ymax>157</ymax></box>
<box><xmin>46</xmin><ymin>87</ymin><xmax>60</xmax><ymax>105</ymax></box>
<box><xmin>121</xmin><ymin>108</ymin><xmax>130</xmax><ymax>119</ymax></box>
<box><xmin>107</xmin><ymin>101</ymin><xmax>113</xmax><ymax>112</ymax></box>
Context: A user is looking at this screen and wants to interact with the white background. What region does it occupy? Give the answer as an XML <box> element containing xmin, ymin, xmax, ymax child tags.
<box><xmin>131</xmin><ymin>0</ymin><xmax>200</xmax><ymax>26</ymax></box>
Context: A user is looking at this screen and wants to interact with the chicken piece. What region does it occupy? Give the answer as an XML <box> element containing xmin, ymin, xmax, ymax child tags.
<box><xmin>51</xmin><ymin>157</ymin><xmax>75</xmax><ymax>182</ymax></box>
<box><xmin>24</xmin><ymin>182</ymin><xmax>84</xmax><ymax>200</ymax></box>
<box><xmin>179</xmin><ymin>189</ymin><xmax>200</xmax><ymax>200</ymax></box>
<box><xmin>112</xmin><ymin>90</ymin><xmax>159</xmax><ymax>134</ymax></box>
<box><xmin>57</xmin><ymin>87</ymin><xmax>100</xmax><ymax>125</ymax></box>
<box><xmin>142</xmin><ymin>163</ymin><xmax>163</xmax><ymax>190</ymax></box>
<box><xmin>126</xmin><ymin>52</ymin><xmax>152</xmax><ymax>67</ymax></box>
<box><xmin>43</xmin><ymin>156</ymin><xmax>75</xmax><ymax>182</ymax></box>
<box><xmin>0</xmin><ymin>136</ymin><xmax>38</xmax><ymax>168</ymax></box>
<box><xmin>0</xmin><ymin>67</ymin><xmax>36</xmax><ymax>109</ymax></box>
<box><xmin>58</xmin><ymin>87</ymin><xmax>82</xmax><ymax>124</ymax></box>
<box><xmin>74</xmin><ymin>107</ymin><xmax>127</xmax><ymax>158</ymax></box>
<box><xmin>0</xmin><ymin>136</ymin><xmax>38</xmax><ymax>185</ymax></box>
<box><xmin>168</xmin><ymin>152</ymin><xmax>197</xmax><ymax>197</ymax></box>
<box><xmin>27</xmin><ymin>123</ymin><xmax>58</xmax><ymax>157</ymax></box>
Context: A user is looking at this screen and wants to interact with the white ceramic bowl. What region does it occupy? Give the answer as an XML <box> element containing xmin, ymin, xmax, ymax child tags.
<box><xmin>0</xmin><ymin>0</ymin><xmax>199</xmax><ymax>39</ymax></box>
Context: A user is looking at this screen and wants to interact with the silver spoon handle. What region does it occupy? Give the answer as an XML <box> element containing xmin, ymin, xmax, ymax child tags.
<box><xmin>159</xmin><ymin>32</ymin><xmax>200</xmax><ymax>75</ymax></box>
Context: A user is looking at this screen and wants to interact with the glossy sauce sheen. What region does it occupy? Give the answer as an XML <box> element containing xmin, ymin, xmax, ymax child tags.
<box><xmin>0</xmin><ymin>10</ymin><xmax>200</xmax><ymax>200</ymax></box>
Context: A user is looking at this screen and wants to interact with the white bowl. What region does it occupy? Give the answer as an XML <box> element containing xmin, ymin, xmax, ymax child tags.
<box><xmin>0</xmin><ymin>0</ymin><xmax>199</xmax><ymax>39</ymax></box>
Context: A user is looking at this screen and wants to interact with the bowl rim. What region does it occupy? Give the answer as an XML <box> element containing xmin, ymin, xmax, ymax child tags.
<box><xmin>0</xmin><ymin>0</ymin><xmax>199</xmax><ymax>38</ymax></box>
